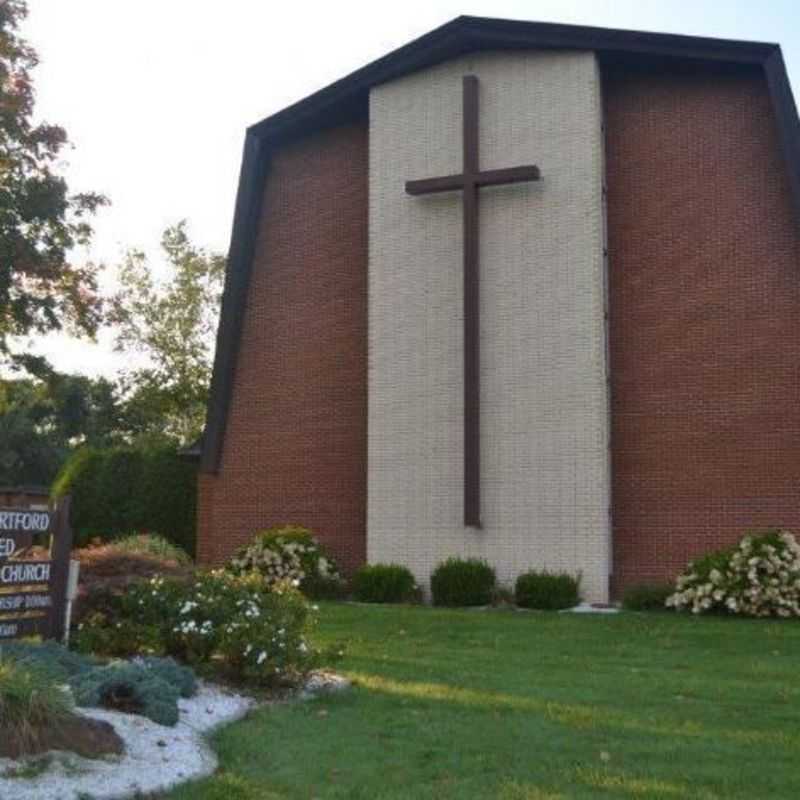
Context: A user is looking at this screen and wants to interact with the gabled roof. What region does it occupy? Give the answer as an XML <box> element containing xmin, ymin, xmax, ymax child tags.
<box><xmin>200</xmin><ymin>15</ymin><xmax>800</xmax><ymax>474</ymax></box>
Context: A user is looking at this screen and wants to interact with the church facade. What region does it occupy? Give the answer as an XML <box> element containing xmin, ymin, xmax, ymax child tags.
<box><xmin>195</xmin><ymin>17</ymin><xmax>800</xmax><ymax>603</ymax></box>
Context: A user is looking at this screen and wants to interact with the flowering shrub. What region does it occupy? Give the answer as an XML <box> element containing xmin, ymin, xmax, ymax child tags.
<box><xmin>666</xmin><ymin>529</ymin><xmax>800</xmax><ymax>617</ymax></box>
<box><xmin>74</xmin><ymin>570</ymin><xmax>338</xmax><ymax>686</ymax></box>
<box><xmin>227</xmin><ymin>525</ymin><xmax>345</xmax><ymax>599</ymax></box>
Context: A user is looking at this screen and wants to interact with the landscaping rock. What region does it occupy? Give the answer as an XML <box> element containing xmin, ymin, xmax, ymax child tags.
<box><xmin>300</xmin><ymin>670</ymin><xmax>351</xmax><ymax>699</ymax></box>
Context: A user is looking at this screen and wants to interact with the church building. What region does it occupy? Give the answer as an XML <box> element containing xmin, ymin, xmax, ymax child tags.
<box><xmin>195</xmin><ymin>17</ymin><xmax>800</xmax><ymax>603</ymax></box>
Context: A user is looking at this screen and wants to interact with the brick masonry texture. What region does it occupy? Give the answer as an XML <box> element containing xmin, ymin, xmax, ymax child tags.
<box><xmin>197</xmin><ymin>123</ymin><xmax>368</xmax><ymax>574</ymax></box>
<box><xmin>368</xmin><ymin>51</ymin><xmax>611</xmax><ymax>603</ymax></box>
<box><xmin>604</xmin><ymin>63</ymin><xmax>800</xmax><ymax>596</ymax></box>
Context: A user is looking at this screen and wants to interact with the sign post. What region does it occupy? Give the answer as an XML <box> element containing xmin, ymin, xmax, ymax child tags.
<box><xmin>0</xmin><ymin>495</ymin><xmax>73</xmax><ymax>642</ymax></box>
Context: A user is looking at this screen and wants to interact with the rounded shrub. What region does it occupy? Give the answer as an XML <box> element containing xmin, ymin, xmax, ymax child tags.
<box><xmin>352</xmin><ymin>564</ymin><xmax>418</xmax><ymax>603</ymax></box>
<box><xmin>71</xmin><ymin>661</ymin><xmax>181</xmax><ymax>727</ymax></box>
<box><xmin>667</xmin><ymin>529</ymin><xmax>800</xmax><ymax>617</ymax></box>
<box><xmin>514</xmin><ymin>570</ymin><xmax>580</xmax><ymax>610</ymax></box>
<box><xmin>227</xmin><ymin>525</ymin><xmax>345</xmax><ymax>599</ymax></box>
<box><xmin>430</xmin><ymin>557</ymin><xmax>496</xmax><ymax>606</ymax></box>
<box><xmin>622</xmin><ymin>583</ymin><xmax>674</xmax><ymax>612</ymax></box>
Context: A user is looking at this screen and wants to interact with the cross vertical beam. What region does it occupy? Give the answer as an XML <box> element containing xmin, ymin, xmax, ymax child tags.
<box><xmin>404</xmin><ymin>75</ymin><xmax>541</xmax><ymax>529</ymax></box>
<box><xmin>462</xmin><ymin>75</ymin><xmax>481</xmax><ymax>528</ymax></box>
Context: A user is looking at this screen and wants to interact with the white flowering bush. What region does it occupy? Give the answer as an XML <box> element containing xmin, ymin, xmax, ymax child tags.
<box><xmin>75</xmin><ymin>570</ymin><xmax>340</xmax><ymax>686</ymax></box>
<box><xmin>227</xmin><ymin>525</ymin><xmax>345</xmax><ymax>599</ymax></box>
<box><xmin>666</xmin><ymin>529</ymin><xmax>800</xmax><ymax>617</ymax></box>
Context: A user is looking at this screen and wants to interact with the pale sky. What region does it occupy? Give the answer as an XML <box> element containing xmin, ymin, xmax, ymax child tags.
<box><xmin>21</xmin><ymin>0</ymin><xmax>800</xmax><ymax>377</ymax></box>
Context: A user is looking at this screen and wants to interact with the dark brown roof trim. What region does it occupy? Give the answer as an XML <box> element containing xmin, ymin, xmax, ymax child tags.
<box><xmin>200</xmin><ymin>15</ymin><xmax>800</xmax><ymax>474</ymax></box>
<box><xmin>200</xmin><ymin>133</ymin><xmax>268</xmax><ymax>473</ymax></box>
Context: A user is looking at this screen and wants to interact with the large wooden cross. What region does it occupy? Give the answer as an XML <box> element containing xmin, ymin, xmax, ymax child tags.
<box><xmin>405</xmin><ymin>75</ymin><xmax>541</xmax><ymax>528</ymax></box>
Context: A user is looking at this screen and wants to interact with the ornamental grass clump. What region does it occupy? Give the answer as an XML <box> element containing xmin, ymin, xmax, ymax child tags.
<box><xmin>666</xmin><ymin>529</ymin><xmax>800</xmax><ymax>617</ymax></box>
<box><xmin>0</xmin><ymin>658</ymin><xmax>73</xmax><ymax>754</ymax></box>
<box><xmin>228</xmin><ymin>525</ymin><xmax>345</xmax><ymax>599</ymax></box>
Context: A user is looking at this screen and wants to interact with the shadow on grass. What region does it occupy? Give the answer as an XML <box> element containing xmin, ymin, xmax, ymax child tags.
<box><xmin>345</xmin><ymin>671</ymin><xmax>800</xmax><ymax>750</ymax></box>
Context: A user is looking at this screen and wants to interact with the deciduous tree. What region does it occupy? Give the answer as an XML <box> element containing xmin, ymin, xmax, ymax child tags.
<box><xmin>0</xmin><ymin>0</ymin><xmax>107</xmax><ymax>362</ymax></box>
<box><xmin>109</xmin><ymin>221</ymin><xmax>224</xmax><ymax>444</ymax></box>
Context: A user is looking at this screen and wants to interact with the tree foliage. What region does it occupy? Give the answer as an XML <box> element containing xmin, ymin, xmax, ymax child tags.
<box><xmin>0</xmin><ymin>1</ymin><xmax>107</xmax><ymax>360</ymax></box>
<box><xmin>109</xmin><ymin>221</ymin><xmax>224</xmax><ymax>444</ymax></box>
<box><xmin>0</xmin><ymin>358</ymin><xmax>123</xmax><ymax>485</ymax></box>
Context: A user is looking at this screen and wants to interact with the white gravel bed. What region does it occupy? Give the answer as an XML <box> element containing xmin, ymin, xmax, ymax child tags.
<box><xmin>0</xmin><ymin>681</ymin><xmax>256</xmax><ymax>800</ymax></box>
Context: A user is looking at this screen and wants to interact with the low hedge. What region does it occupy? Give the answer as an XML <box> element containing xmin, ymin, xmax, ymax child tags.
<box><xmin>52</xmin><ymin>444</ymin><xmax>196</xmax><ymax>555</ymax></box>
<box><xmin>515</xmin><ymin>570</ymin><xmax>580</xmax><ymax>610</ymax></box>
<box><xmin>622</xmin><ymin>583</ymin><xmax>674</xmax><ymax>612</ymax></box>
<box><xmin>352</xmin><ymin>564</ymin><xmax>418</xmax><ymax>603</ymax></box>
<box><xmin>430</xmin><ymin>558</ymin><xmax>496</xmax><ymax>606</ymax></box>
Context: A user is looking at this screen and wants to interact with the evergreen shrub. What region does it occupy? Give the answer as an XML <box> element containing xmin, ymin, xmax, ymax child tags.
<box><xmin>352</xmin><ymin>564</ymin><xmax>418</xmax><ymax>603</ymax></box>
<box><xmin>71</xmin><ymin>661</ymin><xmax>181</xmax><ymax>726</ymax></box>
<box><xmin>430</xmin><ymin>557</ymin><xmax>496</xmax><ymax>606</ymax></box>
<box><xmin>52</xmin><ymin>444</ymin><xmax>196</xmax><ymax>555</ymax></box>
<box><xmin>514</xmin><ymin>570</ymin><xmax>580</xmax><ymax>610</ymax></box>
<box><xmin>622</xmin><ymin>583</ymin><xmax>674</xmax><ymax>612</ymax></box>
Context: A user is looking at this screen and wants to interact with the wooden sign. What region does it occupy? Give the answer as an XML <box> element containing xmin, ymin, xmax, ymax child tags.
<box><xmin>0</xmin><ymin>496</ymin><xmax>73</xmax><ymax>641</ymax></box>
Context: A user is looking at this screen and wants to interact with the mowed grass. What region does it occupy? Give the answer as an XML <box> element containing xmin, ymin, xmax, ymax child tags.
<box><xmin>168</xmin><ymin>604</ymin><xmax>800</xmax><ymax>799</ymax></box>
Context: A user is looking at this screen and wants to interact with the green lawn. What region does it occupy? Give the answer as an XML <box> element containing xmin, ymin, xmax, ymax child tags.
<box><xmin>168</xmin><ymin>604</ymin><xmax>800</xmax><ymax>799</ymax></box>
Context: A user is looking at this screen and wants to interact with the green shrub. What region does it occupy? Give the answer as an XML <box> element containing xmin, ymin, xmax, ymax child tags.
<box><xmin>75</xmin><ymin>614</ymin><xmax>165</xmax><ymax>658</ymax></box>
<box><xmin>74</xmin><ymin>570</ymin><xmax>337</xmax><ymax>686</ymax></box>
<box><xmin>0</xmin><ymin>641</ymin><xmax>96</xmax><ymax>683</ymax></box>
<box><xmin>0</xmin><ymin>658</ymin><xmax>73</xmax><ymax>752</ymax></box>
<box><xmin>228</xmin><ymin>525</ymin><xmax>345</xmax><ymax>600</ymax></box>
<box><xmin>52</xmin><ymin>444</ymin><xmax>197</xmax><ymax>555</ymax></box>
<box><xmin>667</xmin><ymin>529</ymin><xmax>800</xmax><ymax>617</ymax></box>
<box><xmin>622</xmin><ymin>583</ymin><xmax>674</xmax><ymax>612</ymax></box>
<box><xmin>132</xmin><ymin>657</ymin><xmax>198</xmax><ymax>698</ymax></box>
<box><xmin>514</xmin><ymin>570</ymin><xmax>580</xmax><ymax>610</ymax></box>
<box><xmin>352</xmin><ymin>564</ymin><xmax>418</xmax><ymax>603</ymax></box>
<box><xmin>430</xmin><ymin>558</ymin><xmax>496</xmax><ymax>606</ymax></box>
<box><xmin>71</xmin><ymin>662</ymin><xmax>181</xmax><ymax>726</ymax></box>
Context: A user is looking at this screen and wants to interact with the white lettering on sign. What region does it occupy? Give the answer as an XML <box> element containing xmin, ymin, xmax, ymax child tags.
<box><xmin>24</xmin><ymin>594</ymin><xmax>52</xmax><ymax>609</ymax></box>
<box><xmin>0</xmin><ymin>538</ymin><xmax>15</xmax><ymax>557</ymax></box>
<box><xmin>0</xmin><ymin>594</ymin><xmax>51</xmax><ymax>611</ymax></box>
<box><xmin>0</xmin><ymin>562</ymin><xmax>51</xmax><ymax>585</ymax></box>
<box><xmin>0</xmin><ymin>595</ymin><xmax>24</xmax><ymax>611</ymax></box>
<box><xmin>0</xmin><ymin>623</ymin><xmax>18</xmax><ymax>637</ymax></box>
<box><xmin>0</xmin><ymin>510</ymin><xmax>51</xmax><ymax>533</ymax></box>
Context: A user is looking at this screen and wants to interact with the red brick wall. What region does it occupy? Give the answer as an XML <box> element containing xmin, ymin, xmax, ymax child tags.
<box><xmin>197</xmin><ymin>122</ymin><xmax>368</xmax><ymax>574</ymax></box>
<box><xmin>604</xmin><ymin>64</ymin><xmax>800</xmax><ymax>595</ymax></box>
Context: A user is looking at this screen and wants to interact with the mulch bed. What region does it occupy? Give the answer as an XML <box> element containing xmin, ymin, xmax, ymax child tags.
<box><xmin>0</xmin><ymin>714</ymin><xmax>124</xmax><ymax>760</ymax></box>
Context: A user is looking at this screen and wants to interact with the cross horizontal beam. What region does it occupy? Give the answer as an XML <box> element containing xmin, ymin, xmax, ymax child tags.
<box><xmin>405</xmin><ymin>164</ymin><xmax>541</xmax><ymax>195</ymax></box>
